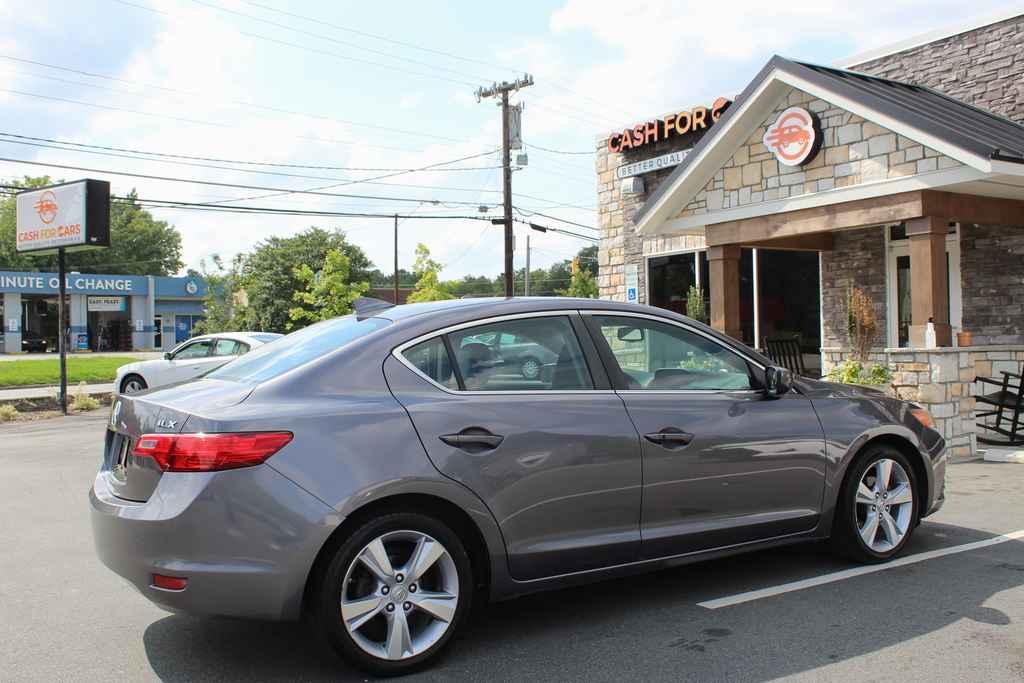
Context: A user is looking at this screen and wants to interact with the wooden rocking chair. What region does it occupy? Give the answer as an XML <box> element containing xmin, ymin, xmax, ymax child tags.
<box><xmin>975</xmin><ymin>364</ymin><xmax>1024</xmax><ymax>447</ymax></box>
<box><xmin>762</xmin><ymin>336</ymin><xmax>808</xmax><ymax>377</ymax></box>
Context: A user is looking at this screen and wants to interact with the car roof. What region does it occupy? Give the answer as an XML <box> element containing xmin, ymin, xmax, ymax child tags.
<box><xmin>184</xmin><ymin>332</ymin><xmax>282</xmax><ymax>344</ymax></box>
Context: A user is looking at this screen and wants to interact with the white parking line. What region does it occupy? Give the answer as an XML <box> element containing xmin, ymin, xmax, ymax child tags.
<box><xmin>698</xmin><ymin>529</ymin><xmax>1024</xmax><ymax>610</ymax></box>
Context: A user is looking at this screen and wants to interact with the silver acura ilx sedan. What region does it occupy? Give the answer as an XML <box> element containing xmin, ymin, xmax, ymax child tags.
<box><xmin>91</xmin><ymin>297</ymin><xmax>946</xmax><ymax>676</ymax></box>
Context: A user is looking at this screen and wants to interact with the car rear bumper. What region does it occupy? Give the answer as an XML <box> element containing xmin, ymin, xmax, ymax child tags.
<box><xmin>90</xmin><ymin>463</ymin><xmax>339</xmax><ymax>620</ymax></box>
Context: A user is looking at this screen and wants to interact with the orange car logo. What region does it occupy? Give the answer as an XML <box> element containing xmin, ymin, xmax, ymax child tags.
<box><xmin>763</xmin><ymin>107</ymin><xmax>817</xmax><ymax>166</ymax></box>
<box><xmin>34</xmin><ymin>190</ymin><xmax>58</xmax><ymax>224</ymax></box>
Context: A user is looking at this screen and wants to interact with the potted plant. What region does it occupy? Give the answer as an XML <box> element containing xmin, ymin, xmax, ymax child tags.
<box><xmin>686</xmin><ymin>285</ymin><xmax>707</xmax><ymax>324</ymax></box>
<box><xmin>957</xmin><ymin>330</ymin><xmax>973</xmax><ymax>347</ymax></box>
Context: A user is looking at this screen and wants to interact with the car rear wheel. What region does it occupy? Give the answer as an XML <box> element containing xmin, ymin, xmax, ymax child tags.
<box><xmin>120</xmin><ymin>374</ymin><xmax>147</xmax><ymax>394</ymax></box>
<box><xmin>316</xmin><ymin>513</ymin><xmax>473</xmax><ymax>676</ymax></box>
<box><xmin>833</xmin><ymin>446</ymin><xmax>918</xmax><ymax>563</ymax></box>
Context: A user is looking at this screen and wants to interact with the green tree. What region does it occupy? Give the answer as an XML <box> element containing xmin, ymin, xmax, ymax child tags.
<box><xmin>288</xmin><ymin>249</ymin><xmax>369</xmax><ymax>328</ymax></box>
<box><xmin>559</xmin><ymin>268</ymin><xmax>599</xmax><ymax>298</ymax></box>
<box><xmin>239</xmin><ymin>227</ymin><xmax>372</xmax><ymax>332</ymax></box>
<box><xmin>0</xmin><ymin>178</ymin><xmax>183</xmax><ymax>274</ymax></box>
<box><xmin>193</xmin><ymin>254</ymin><xmax>249</xmax><ymax>335</ymax></box>
<box><xmin>407</xmin><ymin>243</ymin><xmax>454</xmax><ymax>303</ymax></box>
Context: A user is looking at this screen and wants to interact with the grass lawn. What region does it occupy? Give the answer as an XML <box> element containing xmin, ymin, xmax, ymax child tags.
<box><xmin>0</xmin><ymin>356</ymin><xmax>139</xmax><ymax>387</ymax></box>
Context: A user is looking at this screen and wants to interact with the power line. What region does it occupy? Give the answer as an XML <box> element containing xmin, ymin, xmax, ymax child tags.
<box><xmin>0</xmin><ymin>132</ymin><xmax>492</xmax><ymax>172</ymax></box>
<box><xmin>0</xmin><ymin>137</ymin><xmax>507</xmax><ymax>195</ymax></box>
<box><xmin>514</xmin><ymin>207</ymin><xmax>598</xmax><ymax>232</ymax></box>
<box><xmin>0</xmin><ymin>157</ymin><xmax>500</xmax><ymax>207</ymax></box>
<box><xmin>0</xmin><ymin>59</ymin><xmax>464</xmax><ymax>144</ymax></box>
<box><xmin>0</xmin><ymin>86</ymin><xmax>429</xmax><ymax>154</ymax></box>
<box><xmin>526</xmin><ymin>142</ymin><xmax>596</xmax><ymax>155</ymax></box>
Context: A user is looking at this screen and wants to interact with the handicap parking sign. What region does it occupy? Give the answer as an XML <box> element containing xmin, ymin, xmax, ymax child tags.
<box><xmin>627</xmin><ymin>287</ymin><xmax>637</xmax><ymax>302</ymax></box>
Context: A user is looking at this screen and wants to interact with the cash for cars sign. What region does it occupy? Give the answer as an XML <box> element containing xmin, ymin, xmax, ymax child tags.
<box><xmin>15</xmin><ymin>179</ymin><xmax>111</xmax><ymax>254</ymax></box>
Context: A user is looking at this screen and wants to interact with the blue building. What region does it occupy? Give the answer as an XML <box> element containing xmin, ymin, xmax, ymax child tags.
<box><xmin>0</xmin><ymin>270</ymin><xmax>207</xmax><ymax>354</ymax></box>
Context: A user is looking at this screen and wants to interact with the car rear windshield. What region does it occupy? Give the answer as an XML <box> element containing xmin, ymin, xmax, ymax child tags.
<box><xmin>207</xmin><ymin>316</ymin><xmax>390</xmax><ymax>384</ymax></box>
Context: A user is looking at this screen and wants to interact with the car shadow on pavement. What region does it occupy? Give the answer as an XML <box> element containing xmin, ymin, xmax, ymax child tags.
<box><xmin>143</xmin><ymin>521</ymin><xmax>1024</xmax><ymax>681</ymax></box>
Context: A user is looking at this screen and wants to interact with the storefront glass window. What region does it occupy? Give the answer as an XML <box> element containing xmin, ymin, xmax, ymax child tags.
<box><xmin>757</xmin><ymin>250</ymin><xmax>821</xmax><ymax>356</ymax></box>
<box><xmin>648</xmin><ymin>253</ymin><xmax>697</xmax><ymax>316</ymax></box>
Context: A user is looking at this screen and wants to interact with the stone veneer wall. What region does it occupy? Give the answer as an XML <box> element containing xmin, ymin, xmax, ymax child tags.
<box><xmin>960</xmin><ymin>224</ymin><xmax>1024</xmax><ymax>345</ymax></box>
<box><xmin>677</xmin><ymin>88</ymin><xmax>960</xmax><ymax>219</ymax></box>
<box><xmin>822</xmin><ymin>346</ymin><xmax>1024</xmax><ymax>458</ymax></box>
<box><xmin>820</xmin><ymin>227</ymin><xmax>888</xmax><ymax>347</ymax></box>
<box><xmin>852</xmin><ymin>15</ymin><xmax>1024</xmax><ymax>125</ymax></box>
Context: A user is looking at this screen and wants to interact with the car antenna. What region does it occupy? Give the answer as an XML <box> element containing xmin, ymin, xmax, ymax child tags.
<box><xmin>353</xmin><ymin>297</ymin><xmax>396</xmax><ymax>319</ymax></box>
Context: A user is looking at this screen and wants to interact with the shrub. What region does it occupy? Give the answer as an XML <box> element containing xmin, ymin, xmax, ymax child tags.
<box><xmin>71</xmin><ymin>382</ymin><xmax>101</xmax><ymax>412</ymax></box>
<box><xmin>846</xmin><ymin>286</ymin><xmax>878</xmax><ymax>361</ymax></box>
<box><xmin>686</xmin><ymin>285</ymin><xmax>707</xmax><ymax>324</ymax></box>
<box><xmin>0</xmin><ymin>404</ymin><xmax>18</xmax><ymax>421</ymax></box>
<box><xmin>827</xmin><ymin>360</ymin><xmax>892</xmax><ymax>386</ymax></box>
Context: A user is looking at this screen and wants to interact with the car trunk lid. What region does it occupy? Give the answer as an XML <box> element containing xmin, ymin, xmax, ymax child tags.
<box><xmin>103</xmin><ymin>380</ymin><xmax>254</xmax><ymax>502</ymax></box>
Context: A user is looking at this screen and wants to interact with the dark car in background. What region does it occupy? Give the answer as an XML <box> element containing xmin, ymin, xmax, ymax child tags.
<box><xmin>21</xmin><ymin>332</ymin><xmax>48</xmax><ymax>353</ymax></box>
<box><xmin>91</xmin><ymin>297</ymin><xmax>946</xmax><ymax>676</ymax></box>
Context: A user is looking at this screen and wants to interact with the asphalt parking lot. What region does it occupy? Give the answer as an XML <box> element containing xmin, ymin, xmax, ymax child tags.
<box><xmin>3</xmin><ymin>415</ymin><xmax>1024</xmax><ymax>682</ymax></box>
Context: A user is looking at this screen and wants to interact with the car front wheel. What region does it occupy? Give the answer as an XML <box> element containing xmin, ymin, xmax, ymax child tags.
<box><xmin>316</xmin><ymin>512</ymin><xmax>473</xmax><ymax>676</ymax></box>
<box><xmin>833</xmin><ymin>446</ymin><xmax>919</xmax><ymax>563</ymax></box>
<box><xmin>120</xmin><ymin>374</ymin><xmax>148</xmax><ymax>394</ymax></box>
<box><xmin>519</xmin><ymin>356</ymin><xmax>541</xmax><ymax>380</ymax></box>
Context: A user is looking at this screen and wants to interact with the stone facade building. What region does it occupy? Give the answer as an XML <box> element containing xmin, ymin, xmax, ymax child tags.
<box><xmin>596</xmin><ymin>12</ymin><xmax>1024</xmax><ymax>457</ymax></box>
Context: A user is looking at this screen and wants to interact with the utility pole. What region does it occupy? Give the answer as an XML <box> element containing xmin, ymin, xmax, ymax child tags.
<box><xmin>393</xmin><ymin>213</ymin><xmax>399</xmax><ymax>304</ymax></box>
<box><xmin>524</xmin><ymin>233</ymin><xmax>531</xmax><ymax>296</ymax></box>
<box><xmin>476</xmin><ymin>74</ymin><xmax>534</xmax><ymax>297</ymax></box>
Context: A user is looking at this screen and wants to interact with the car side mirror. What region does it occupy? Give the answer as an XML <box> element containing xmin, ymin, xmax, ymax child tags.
<box><xmin>617</xmin><ymin>326</ymin><xmax>644</xmax><ymax>342</ymax></box>
<box><xmin>764</xmin><ymin>365</ymin><xmax>792</xmax><ymax>397</ymax></box>
<box><xmin>163</xmin><ymin>352</ymin><xmax>172</xmax><ymax>361</ymax></box>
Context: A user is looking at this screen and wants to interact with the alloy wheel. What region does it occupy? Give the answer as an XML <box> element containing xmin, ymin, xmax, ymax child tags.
<box><xmin>340</xmin><ymin>530</ymin><xmax>459</xmax><ymax>661</ymax></box>
<box><xmin>520</xmin><ymin>358</ymin><xmax>541</xmax><ymax>380</ymax></box>
<box><xmin>855</xmin><ymin>458</ymin><xmax>914</xmax><ymax>552</ymax></box>
<box><xmin>123</xmin><ymin>378</ymin><xmax>145</xmax><ymax>394</ymax></box>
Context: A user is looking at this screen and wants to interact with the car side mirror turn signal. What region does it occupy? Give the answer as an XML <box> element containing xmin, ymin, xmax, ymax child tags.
<box><xmin>764</xmin><ymin>365</ymin><xmax>792</xmax><ymax>397</ymax></box>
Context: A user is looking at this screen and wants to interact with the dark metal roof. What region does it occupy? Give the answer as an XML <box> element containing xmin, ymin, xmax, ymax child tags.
<box><xmin>635</xmin><ymin>55</ymin><xmax>1024</xmax><ymax>226</ymax></box>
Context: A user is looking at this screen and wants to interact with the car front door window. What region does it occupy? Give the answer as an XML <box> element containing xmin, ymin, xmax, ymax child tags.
<box><xmin>172</xmin><ymin>340</ymin><xmax>213</xmax><ymax>360</ymax></box>
<box><xmin>592</xmin><ymin>316</ymin><xmax>753</xmax><ymax>391</ymax></box>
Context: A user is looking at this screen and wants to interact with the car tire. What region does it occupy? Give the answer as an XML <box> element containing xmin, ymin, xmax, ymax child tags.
<box><xmin>832</xmin><ymin>445</ymin><xmax>919</xmax><ymax>563</ymax></box>
<box><xmin>519</xmin><ymin>356</ymin><xmax>542</xmax><ymax>380</ymax></box>
<box><xmin>315</xmin><ymin>512</ymin><xmax>473</xmax><ymax>677</ymax></box>
<box><xmin>120</xmin><ymin>374</ymin><xmax>148</xmax><ymax>394</ymax></box>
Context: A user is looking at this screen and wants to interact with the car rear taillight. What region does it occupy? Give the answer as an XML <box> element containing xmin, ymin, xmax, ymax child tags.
<box><xmin>132</xmin><ymin>432</ymin><xmax>293</xmax><ymax>472</ymax></box>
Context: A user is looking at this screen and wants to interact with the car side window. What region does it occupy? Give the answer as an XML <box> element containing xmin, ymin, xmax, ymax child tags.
<box><xmin>446</xmin><ymin>316</ymin><xmax>593</xmax><ymax>391</ymax></box>
<box><xmin>403</xmin><ymin>337</ymin><xmax>459</xmax><ymax>390</ymax></box>
<box><xmin>212</xmin><ymin>339</ymin><xmax>241</xmax><ymax>356</ymax></box>
<box><xmin>172</xmin><ymin>340</ymin><xmax>213</xmax><ymax>360</ymax></box>
<box><xmin>590</xmin><ymin>315</ymin><xmax>753</xmax><ymax>391</ymax></box>
<box><xmin>236</xmin><ymin>342</ymin><xmax>251</xmax><ymax>355</ymax></box>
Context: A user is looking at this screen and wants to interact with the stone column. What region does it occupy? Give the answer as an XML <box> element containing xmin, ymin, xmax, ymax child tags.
<box><xmin>906</xmin><ymin>216</ymin><xmax>952</xmax><ymax>347</ymax></box>
<box><xmin>3</xmin><ymin>292</ymin><xmax>21</xmax><ymax>353</ymax></box>
<box><xmin>708</xmin><ymin>245</ymin><xmax>742</xmax><ymax>340</ymax></box>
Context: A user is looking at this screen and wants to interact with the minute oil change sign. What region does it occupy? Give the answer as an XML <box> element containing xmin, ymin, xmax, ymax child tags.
<box><xmin>15</xmin><ymin>179</ymin><xmax>111</xmax><ymax>254</ymax></box>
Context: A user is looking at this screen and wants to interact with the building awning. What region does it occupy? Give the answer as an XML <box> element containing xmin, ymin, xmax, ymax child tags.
<box><xmin>634</xmin><ymin>55</ymin><xmax>1024</xmax><ymax>236</ymax></box>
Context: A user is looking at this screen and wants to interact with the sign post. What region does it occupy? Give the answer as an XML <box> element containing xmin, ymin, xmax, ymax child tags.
<box><xmin>14</xmin><ymin>179</ymin><xmax>110</xmax><ymax>415</ymax></box>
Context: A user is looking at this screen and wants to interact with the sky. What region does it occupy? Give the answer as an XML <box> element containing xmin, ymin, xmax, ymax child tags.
<box><xmin>0</xmin><ymin>0</ymin><xmax>1020</xmax><ymax>289</ymax></box>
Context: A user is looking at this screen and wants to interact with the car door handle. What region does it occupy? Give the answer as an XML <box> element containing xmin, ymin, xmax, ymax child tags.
<box><xmin>643</xmin><ymin>429</ymin><xmax>694</xmax><ymax>449</ymax></box>
<box><xmin>439</xmin><ymin>429</ymin><xmax>504</xmax><ymax>450</ymax></box>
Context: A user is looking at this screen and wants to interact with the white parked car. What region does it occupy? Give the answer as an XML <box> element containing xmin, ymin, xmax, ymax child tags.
<box><xmin>115</xmin><ymin>332</ymin><xmax>283</xmax><ymax>394</ymax></box>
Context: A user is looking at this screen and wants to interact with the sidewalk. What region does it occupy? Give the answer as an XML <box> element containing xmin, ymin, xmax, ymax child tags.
<box><xmin>0</xmin><ymin>383</ymin><xmax>113</xmax><ymax>401</ymax></box>
<box><xmin>0</xmin><ymin>351</ymin><xmax>161</xmax><ymax>362</ymax></box>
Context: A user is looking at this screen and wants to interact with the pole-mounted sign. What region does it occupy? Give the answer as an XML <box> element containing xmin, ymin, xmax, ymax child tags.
<box><xmin>15</xmin><ymin>179</ymin><xmax>111</xmax><ymax>415</ymax></box>
<box><xmin>15</xmin><ymin>179</ymin><xmax>110</xmax><ymax>254</ymax></box>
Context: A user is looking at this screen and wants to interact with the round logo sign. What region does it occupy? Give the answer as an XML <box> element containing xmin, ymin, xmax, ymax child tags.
<box><xmin>763</xmin><ymin>107</ymin><xmax>818</xmax><ymax>166</ymax></box>
<box><xmin>34</xmin><ymin>190</ymin><xmax>58</xmax><ymax>224</ymax></box>
<box><xmin>185</xmin><ymin>280</ymin><xmax>198</xmax><ymax>295</ymax></box>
